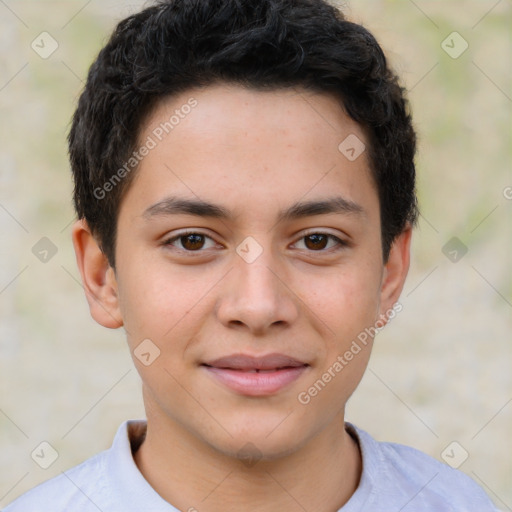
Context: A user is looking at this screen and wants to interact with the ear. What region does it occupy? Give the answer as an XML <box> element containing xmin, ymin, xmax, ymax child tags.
<box><xmin>377</xmin><ymin>225</ymin><xmax>412</xmax><ymax>325</ymax></box>
<box><xmin>71</xmin><ymin>219</ymin><xmax>123</xmax><ymax>329</ymax></box>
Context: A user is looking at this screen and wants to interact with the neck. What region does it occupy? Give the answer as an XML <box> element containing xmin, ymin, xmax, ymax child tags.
<box><xmin>133</xmin><ymin>406</ymin><xmax>361</xmax><ymax>512</ymax></box>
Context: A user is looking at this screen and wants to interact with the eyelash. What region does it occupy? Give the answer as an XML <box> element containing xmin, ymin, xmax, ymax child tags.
<box><xmin>162</xmin><ymin>230</ymin><xmax>347</xmax><ymax>255</ymax></box>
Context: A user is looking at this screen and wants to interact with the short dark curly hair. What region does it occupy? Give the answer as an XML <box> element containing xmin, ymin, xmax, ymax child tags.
<box><xmin>68</xmin><ymin>0</ymin><xmax>418</xmax><ymax>269</ymax></box>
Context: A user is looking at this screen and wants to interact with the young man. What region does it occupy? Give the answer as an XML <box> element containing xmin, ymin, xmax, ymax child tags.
<box><xmin>5</xmin><ymin>0</ymin><xmax>498</xmax><ymax>510</ymax></box>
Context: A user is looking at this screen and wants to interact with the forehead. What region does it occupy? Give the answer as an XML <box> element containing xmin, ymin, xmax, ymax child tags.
<box><xmin>121</xmin><ymin>84</ymin><xmax>377</xmax><ymax>223</ymax></box>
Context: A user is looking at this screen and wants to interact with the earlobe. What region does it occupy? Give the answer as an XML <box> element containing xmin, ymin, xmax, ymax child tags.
<box><xmin>71</xmin><ymin>219</ymin><xmax>123</xmax><ymax>329</ymax></box>
<box><xmin>378</xmin><ymin>226</ymin><xmax>412</xmax><ymax>325</ymax></box>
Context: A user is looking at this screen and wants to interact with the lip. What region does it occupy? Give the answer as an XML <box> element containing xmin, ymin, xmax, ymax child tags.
<box><xmin>202</xmin><ymin>353</ymin><xmax>309</xmax><ymax>396</ymax></box>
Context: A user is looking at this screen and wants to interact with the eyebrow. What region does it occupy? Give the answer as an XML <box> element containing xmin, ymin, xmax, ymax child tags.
<box><xmin>142</xmin><ymin>195</ymin><xmax>365</xmax><ymax>223</ymax></box>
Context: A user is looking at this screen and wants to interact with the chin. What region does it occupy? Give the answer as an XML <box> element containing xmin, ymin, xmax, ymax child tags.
<box><xmin>210</xmin><ymin>433</ymin><xmax>306</xmax><ymax>464</ymax></box>
<box><xmin>198</xmin><ymin>414</ymin><xmax>312</xmax><ymax>463</ymax></box>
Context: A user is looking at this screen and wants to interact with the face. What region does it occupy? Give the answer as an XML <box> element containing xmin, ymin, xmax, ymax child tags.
<box><xmin>73</xmin><ymin>84</ymin><xmax>410</xmax><ymax>460</ymax></box>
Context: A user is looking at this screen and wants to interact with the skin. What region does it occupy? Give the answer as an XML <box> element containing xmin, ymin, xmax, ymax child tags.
<box><xmin>72</xmin><ymin>84</ymin><xmax>411</xmax><ymax>512</ymax></box>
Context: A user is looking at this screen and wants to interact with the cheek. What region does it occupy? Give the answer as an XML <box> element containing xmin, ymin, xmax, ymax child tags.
<box><xmin>297</xmin><ymin>270</ymin><xmax>380</xmax><ymax>411</ymax></box>
<box><xmin>117</xmin><ymin>258</ymin><xmax>188</xmax><ymax>344</ymax></box>
<box><xmin>119</xmin><ymin>257</ymin><xmax>221</xmax><ymax>355</ymax></box>
<box><xmin>301</xmin><ymin>264</ymin><xmax>382</xmax><ymax>341</ymax></box>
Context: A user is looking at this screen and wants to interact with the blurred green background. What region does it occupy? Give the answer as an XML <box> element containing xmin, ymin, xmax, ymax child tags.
<box><xmin>0</xmin><ymin>0</ymin><xmax>511</xmax><ymax>508</ymax></box>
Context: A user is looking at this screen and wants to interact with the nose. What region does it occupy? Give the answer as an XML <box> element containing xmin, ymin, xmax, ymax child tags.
<box><xmin>215</xmin><ymin>244</ymin><xmax>299</xmax><ymax>336</ymax></box>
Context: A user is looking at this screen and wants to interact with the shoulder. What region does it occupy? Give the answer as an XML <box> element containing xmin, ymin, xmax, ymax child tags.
<box><xmin>2</xmin><ymin>420</ymin><xmax>144</xmax><ymax>512</ymax></box>
<box><xmin>347</xmin><ymin>423</ymin><xmax>499</xmax><ymax>512</ymax></box>
<box><xmin>3</xmin><ymin>420</ymin><xmax>179</xmax><ymax>512</ymax></box>
<box><xmin>2</xmin><ymin>450</ymin><xmax>108</xmax><ymax>512</ymax></box>
<box><xmin>2</xmin><ymin>420</ymin><xmax>169</xmax><ymax>512</ymax></box>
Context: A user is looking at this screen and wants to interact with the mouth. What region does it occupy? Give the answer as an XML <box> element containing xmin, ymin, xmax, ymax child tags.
<box><xmin>201</xmin><ymin>353</ymin><xmax>309</xmax><ymax>396</ymax></box>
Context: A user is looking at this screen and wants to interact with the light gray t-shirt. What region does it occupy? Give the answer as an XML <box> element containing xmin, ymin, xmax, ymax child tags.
<box><xmin>3</xmin><ymin>420</ymin><xmax>498</xmax><ymax>511</ymax></box>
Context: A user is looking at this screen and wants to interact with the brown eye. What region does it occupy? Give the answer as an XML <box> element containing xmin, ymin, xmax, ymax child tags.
<box><xmin>293</xmin><ymin>232</ymin><xmax>345</xmax><ymax>252</ymax></box>
<box><xmin>304</xmin><ymin>233</ymin><xmax>329</xmax><ymax>250</ymax></box>
<box><xmin>180</xmin><ymin>233</ymin><xmax>205</xmax><ymax>250</ymax></box>
<box><xmin>164</xmin><ymin>232</ymin><xmax>217</xmax><ymax>252</ymax></box>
